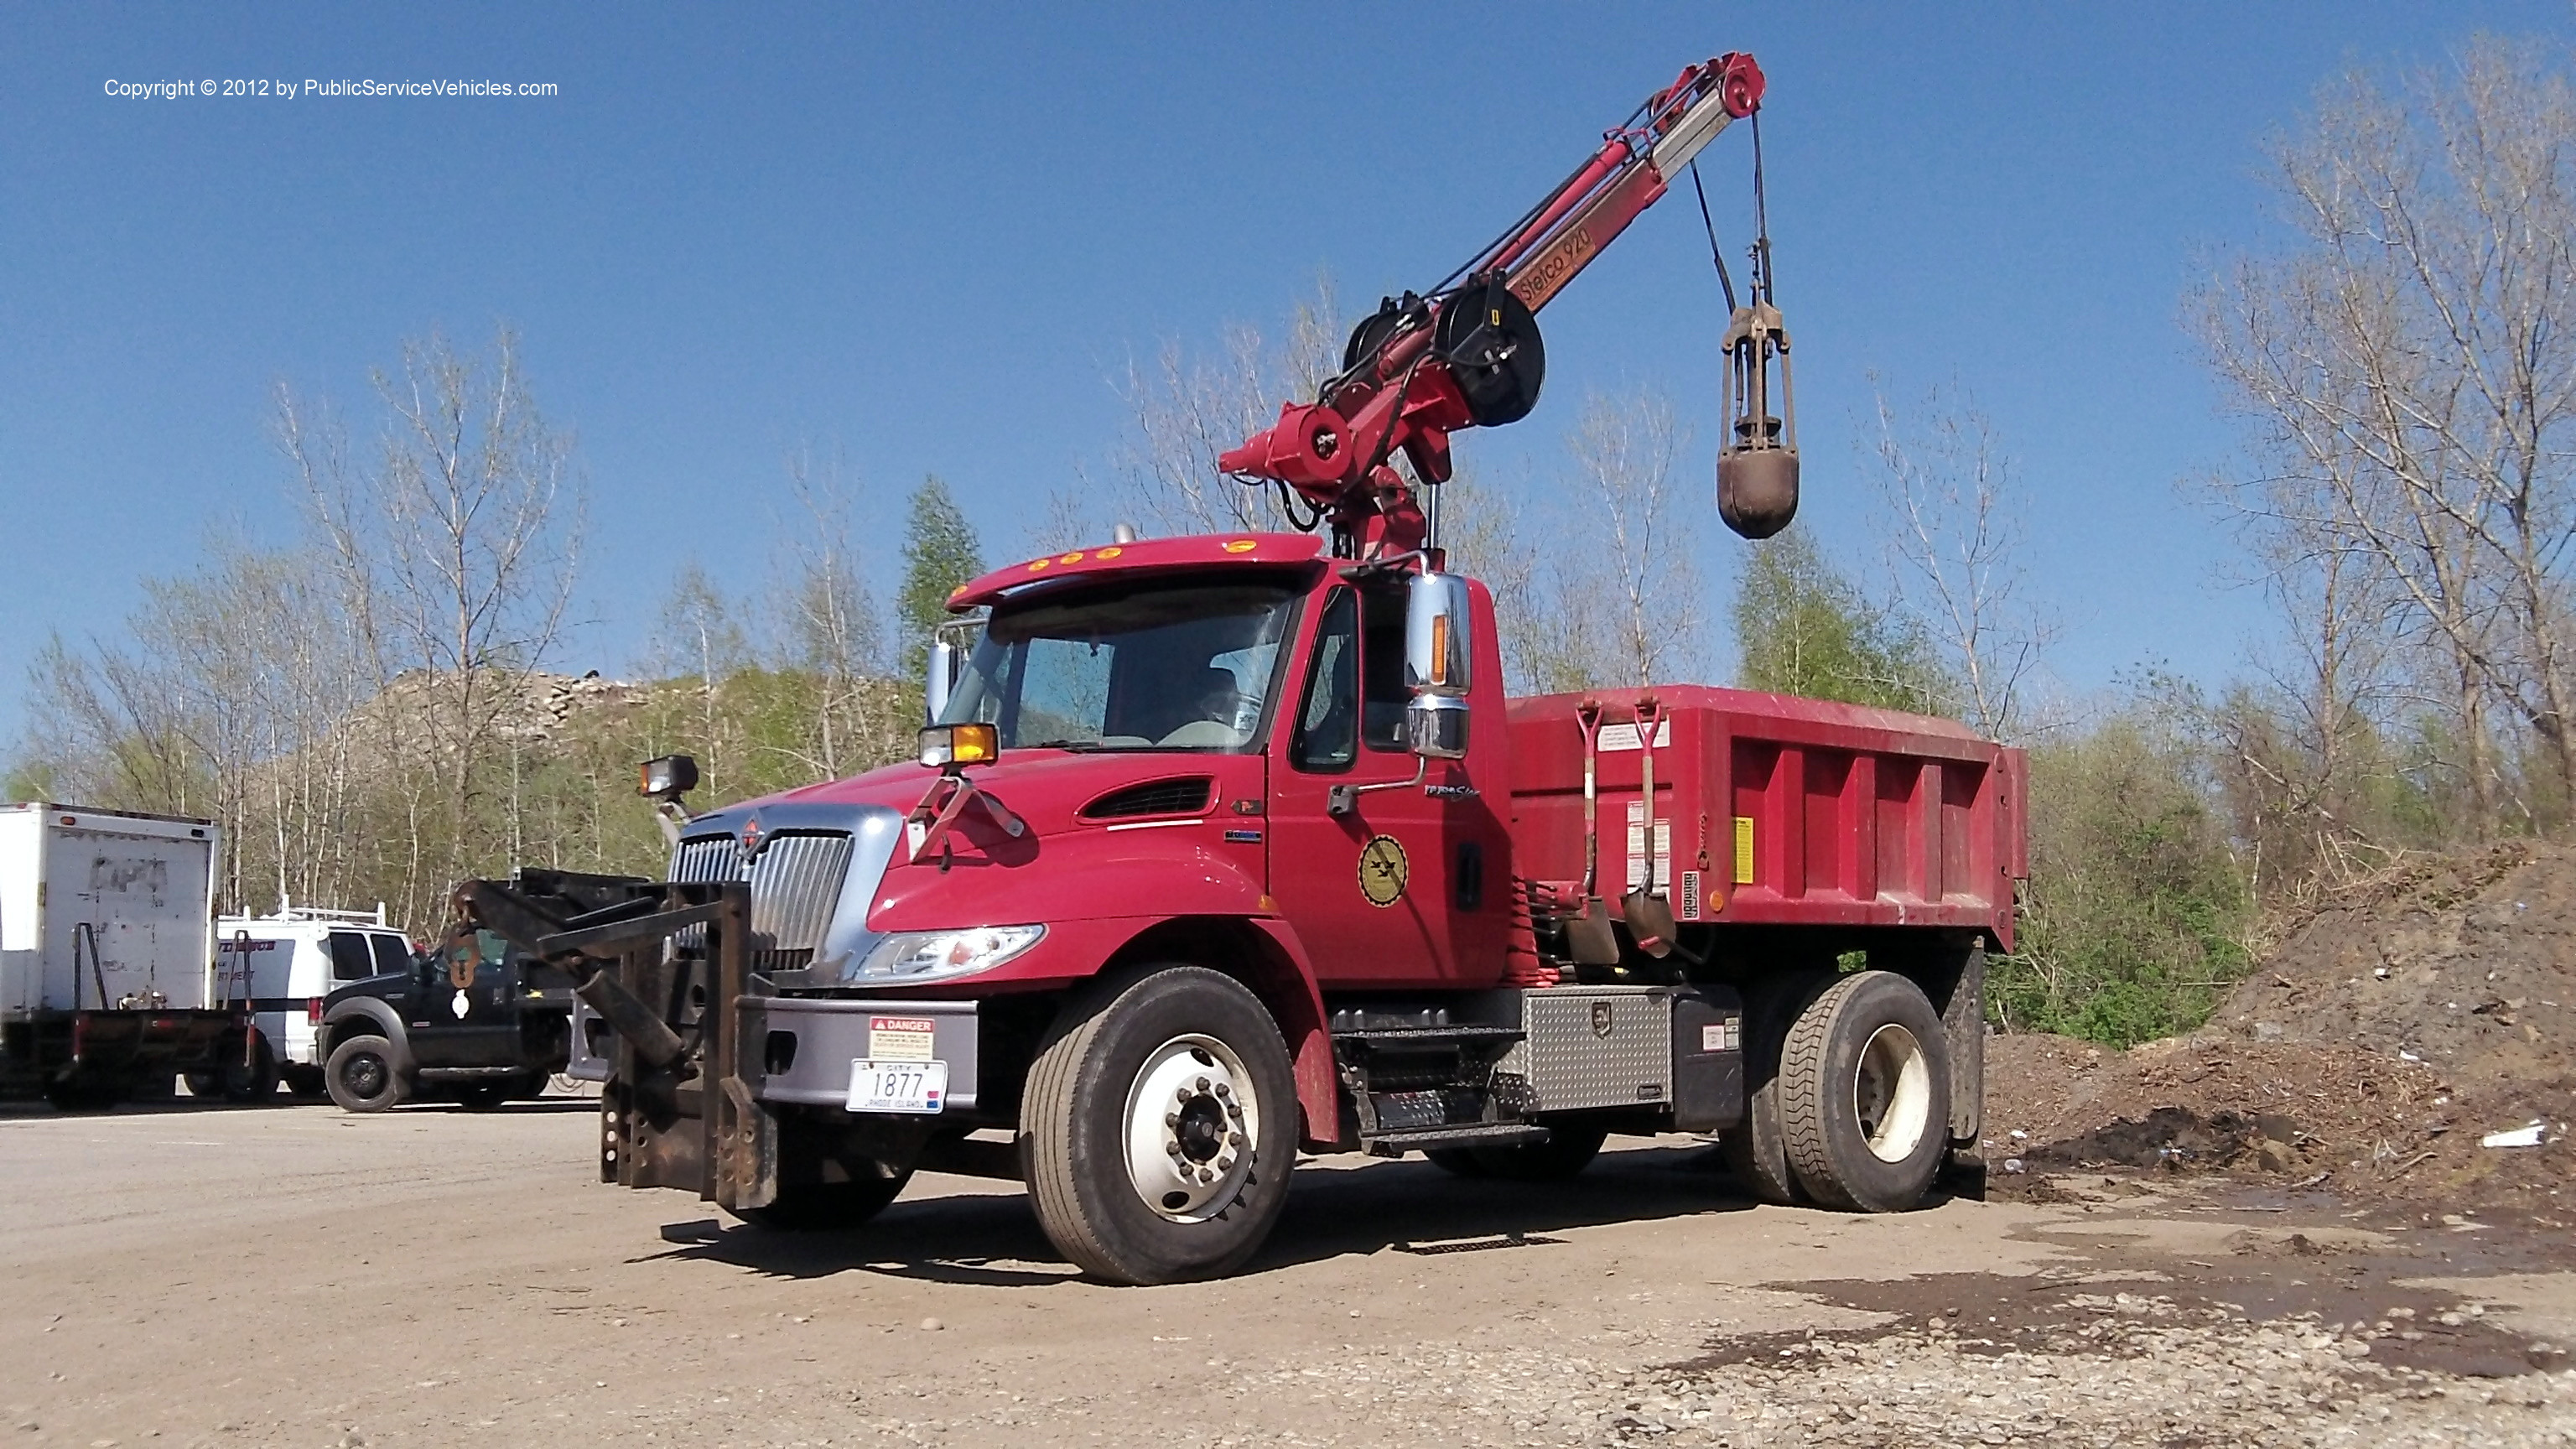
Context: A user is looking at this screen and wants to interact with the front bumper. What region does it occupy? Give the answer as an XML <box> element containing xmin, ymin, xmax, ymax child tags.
<box><xmin>738</xmin><ymin>996</ymin><xmax>980</xmax><ymax>1110</ymax></box>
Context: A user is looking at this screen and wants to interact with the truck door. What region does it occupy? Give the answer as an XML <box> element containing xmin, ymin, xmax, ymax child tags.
<box><xmin>450</xmin><ymin>929</ymin><xmax>525</xmax><ymax>1067</ymax></box>
<box><xmin>1265</xmin><ymin>579</ymin><xmax>1509</xmax><ymax>989</ymax></box>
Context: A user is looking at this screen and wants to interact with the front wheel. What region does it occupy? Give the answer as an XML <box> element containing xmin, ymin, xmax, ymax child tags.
<box><xmin>1020</xmin><ymin>966</ymin><xmax>1298</xmax><ymax>1285</ymax></box>
<box><xmin>325</xmin><ymin>1035</ymin><xmax>408</xmax><ymax>1114</ymax></box>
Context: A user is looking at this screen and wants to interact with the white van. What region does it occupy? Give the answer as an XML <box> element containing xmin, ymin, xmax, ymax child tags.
<box><xmin>211</xmin><ymin>901</ymin><xmax>416</xmax><ymax>1098</ymax></box>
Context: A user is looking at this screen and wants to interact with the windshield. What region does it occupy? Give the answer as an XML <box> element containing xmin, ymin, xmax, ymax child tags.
<box><xmin>937</xmin><ymin>578</ymin><xmax>1301</xmax><ymax>751</ymax></box>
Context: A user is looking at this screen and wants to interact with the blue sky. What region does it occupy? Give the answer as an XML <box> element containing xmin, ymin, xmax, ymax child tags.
<box><xmin>8</xmin><ymin>3</ymin><xmax>2575</xmax><ymax>744</ymax></box>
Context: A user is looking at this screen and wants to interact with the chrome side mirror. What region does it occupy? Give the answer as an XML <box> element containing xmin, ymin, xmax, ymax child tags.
<box><xmin>1404</xmin><ymin>695</ymin><xmax>1470</xmax><ymax>760</ymax></box>
<box><xmin>926</xmin><ymin>637</ymin><xmax>958</xmax><ymax>722</ymax></box>
<box><xmin>925</xmin><ymin>615</ymin><xmax>984</xmax><ymax>724</ymax></box>
<box><xmin>1404</xmin><ymin>572</ymin><xmax>1473</xmax><ymax>759</ymax></box>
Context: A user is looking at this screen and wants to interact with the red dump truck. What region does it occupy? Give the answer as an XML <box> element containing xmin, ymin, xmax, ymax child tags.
<box><xmin>456</xmin><ymin>51</ymin><xmax>2027</xmax><ymax>1285</ymax></box>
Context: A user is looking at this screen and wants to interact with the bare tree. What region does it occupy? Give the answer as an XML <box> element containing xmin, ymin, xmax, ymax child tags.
<box><xmin>1868</xmin><ymin>381</ymin><xmax>2054</xmax><ymax>740</ymax></box>
<box><xmin>2200</xmin><ymin>39</ymin><xmax>2576</xmax><ymax>828</ymax></box>
<box><xmin>20</xmin><ymin>538</ymin><xmax>371</xmax><ymax>914</ymax></box>
<box><xmin>1563</xmin><ymin>388</ymin><xmax>1706</xmax><ymax>688</ymax></box>
<box><xmin>278</xmin><ymin>327</ymin><xmax>584</xmax><ymax>925</ymax></box>
<box><xmin>1112</xmin><ymin>278</ymin><xmax>1343</xmax><ymax>537</ymax></box>
<box><xmin>772</xmin><ymin>449</ymin><xmax>906</xmax><ymax>780</ymax></box>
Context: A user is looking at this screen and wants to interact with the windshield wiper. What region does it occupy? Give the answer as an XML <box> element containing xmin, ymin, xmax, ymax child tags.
<box><xmin>1029</xmin><ymin>738</ymin><xmax>1110</xmax><ymax>752</ymax></box>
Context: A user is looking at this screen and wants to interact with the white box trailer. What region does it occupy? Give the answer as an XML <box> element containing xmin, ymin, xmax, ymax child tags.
<box><xmin>0</xmin><ymin>802</ymin><xmax>248</xmax><ymax>1108</ymax></box>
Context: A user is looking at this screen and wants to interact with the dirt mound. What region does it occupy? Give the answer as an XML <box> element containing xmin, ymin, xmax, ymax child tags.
<box><xmin>2212</xmin><ymin>839</ymin><xmax>2576</xmax><ymax>1091</ymax></box>
<box><xmin>1986</xmin><ymin>1033</ymin><xmax>2439</xmax><ymax>1185</ymax></box>
<box><xmin>1986</xmin><ymin>841</ymin><xmax>2576</xmax><ymax>1215</ymax></box>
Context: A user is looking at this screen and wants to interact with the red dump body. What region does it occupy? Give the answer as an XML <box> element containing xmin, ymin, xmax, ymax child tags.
<box><xmin>1506</xmin><ymin>687</ymin><xmax>2026</xmax><ymax>951</ymax></box>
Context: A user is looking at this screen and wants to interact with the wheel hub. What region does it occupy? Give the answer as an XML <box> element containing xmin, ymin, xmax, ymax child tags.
<box><xmin>1123</xmin><ymin>1036</ymin><xmax>1260</xmax><ymax>1223</ymax></box>
<box><xmin>1852</xmin><ymin>1023</ymin><xmax>1933</xmax><ymax>1164</ymax></box>
<box><xmin>344</xmin><ymin>1055</ymin><xmax>387</xmax><ymax>1098</ymax></box>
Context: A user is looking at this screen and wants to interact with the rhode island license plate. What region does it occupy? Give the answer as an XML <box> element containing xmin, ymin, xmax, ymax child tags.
<box><xmin>845</xmin><ymin>1058</ymin><xmax>948</xmax><ymax>1114</ymax></box>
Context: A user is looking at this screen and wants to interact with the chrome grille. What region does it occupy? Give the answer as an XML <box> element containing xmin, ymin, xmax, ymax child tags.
<box><xmin>671</xmin><ymin>835</ymin><xmax>745</xmax><ymax>884</ymax></box>
<box><xmin>748</xmin><ymin>833</ymin><xmax>854</xmax><ymax>954</ymax></box>
<box><xmin>666</xmin><ymin>829</ymin><xmax>853</xmax><ymax>966</ymax></box>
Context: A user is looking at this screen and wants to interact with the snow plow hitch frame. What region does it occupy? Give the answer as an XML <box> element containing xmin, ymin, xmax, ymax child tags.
<box><xmin>449</xmin><ymin>869</ymin><xmax>777</xmax><ymax>1214</ymax></box>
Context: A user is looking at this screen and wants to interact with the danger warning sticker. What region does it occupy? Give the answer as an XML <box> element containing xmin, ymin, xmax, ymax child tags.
<box><xmin>867</xmin><ymin>1015</ymin><xmax>937</xmax><ymax>1062</ymax></box>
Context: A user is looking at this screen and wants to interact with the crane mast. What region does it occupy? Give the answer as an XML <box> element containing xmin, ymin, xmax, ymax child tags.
<box><xmin>1217</xmin><ymin>52</ymin><xmax>1799</xmax><ymax>558</ymax></box>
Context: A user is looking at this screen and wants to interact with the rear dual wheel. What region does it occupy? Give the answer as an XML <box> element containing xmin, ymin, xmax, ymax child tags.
<box><xmin>1720</xmin><ymin>970</ymin><xmax>1829</xmax><ymax>1205</ymax></box>
<box><xmin>185</xmin><ymin>1032</ymin><xmax>279</xmax><ymax>1104</ymax></box>
<box><xmin>1726</xmin><ymin>969</ymin><xmax>1951</xmax><ymax>1213</ymax></box>
<box><xmin>1021</xmin><ymin>966</ymin><xmax>1298</xmax><ymax>1285</ymax></box>
<box><xmin>44</xmin><ymin>1076</ymin><xmax>123</xmax><ymax>1112</ymax></box>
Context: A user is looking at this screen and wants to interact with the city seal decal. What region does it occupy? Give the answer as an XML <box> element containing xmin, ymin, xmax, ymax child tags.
<box><xmin>1358</xmin><ymin>834</ymin><xmax>1408</xmax><ymax>907</ymax></box>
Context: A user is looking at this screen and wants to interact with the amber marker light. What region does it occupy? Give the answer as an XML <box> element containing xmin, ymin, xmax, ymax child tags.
<box><xmin>918</xmin><ymin>722</ymin><xmax>1000</xmax><ymax>768</ymax></box>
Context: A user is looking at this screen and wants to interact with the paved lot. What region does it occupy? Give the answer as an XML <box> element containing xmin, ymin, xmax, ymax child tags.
<box><xmin>3</xmin><ymin>1098</ymin><xmax>2575</xmax><ymax>1446</ymax></box>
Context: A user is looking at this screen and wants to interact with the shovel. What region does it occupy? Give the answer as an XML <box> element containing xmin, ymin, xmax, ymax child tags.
<box><xmin>1566</xmin><ymin>699</ymin><xmax>1622</xmax><ymax>967</ymax></box>
<box><xmin>1621</xmin><ymin>696</ymin><xmax>1677</xmax><ymax>958</ymax></box>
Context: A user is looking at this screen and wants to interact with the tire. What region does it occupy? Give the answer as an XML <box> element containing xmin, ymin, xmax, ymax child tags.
<box><xmin>1467</xmin><ymin>1121</ymin><xmax>1608</xmax><ymax>1181</ymax></box>
<box><xmin>44</xmin><ymin>1076</ymin><xmax>122</xmax><ymax>1112</ymax></box>
<box><xmin>283</xmin><ymin>1067</ymin><xmax>329</xmax><ymax>1101</ymax></box>
<box><xmin>1020</xmin><ymin>966</ymin><xmax>1299</xmax><ymax>1285</ymax></box>
<box><xmin>325</xmin><ymin>1034</ymin><xmax>408</xmax><ymax>1114</ymax></box>
<box><xmin>211</xmin><ymin>1033</ymin><xmax>280</xmax><ymax>1104</ymax></box>
<box><xmin>735</xmin><ymin>1167</ymin><xmax>914</xmax><ymax>1231</ymax></box>
<box><xmin>1423</xmin><ymin>1147</ymin><xmax>1490</xmax><ymax>1178</ymax></box>
<box><xmin>1778</xmin><ymin>970</ymin><xmax>1952</xmax><ymax>1213</ymax></box>
<box><xmin>1719</xmin><ymin>970</ymin><xmax>1831</xmax><ymax>1206</ymax></box>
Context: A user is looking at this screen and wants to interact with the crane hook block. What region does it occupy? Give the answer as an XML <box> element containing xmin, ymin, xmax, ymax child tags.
<box><xmin>1716</xmin><ymin>301</ymin><xmax>1798</xmax><ymax>539</ymax></box>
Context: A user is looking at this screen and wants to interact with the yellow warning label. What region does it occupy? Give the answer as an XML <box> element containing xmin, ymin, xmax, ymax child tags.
<box><xmin>1732</xmin><ymin>816</ymin><xmax>1756</xmax><ymax>886</ymax></box>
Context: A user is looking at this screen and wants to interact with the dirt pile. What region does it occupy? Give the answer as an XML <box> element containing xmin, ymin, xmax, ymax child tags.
<box><xmin>2213</xmin><ymin>840</ymin><xmax>2576</xmax><ymax>1091</ymax></box>
<box><xmin>1987</xmin><ymin>840</ymin><xmax>2576</xmax><ymax>1214</ymax></box>
<box><xmin>1986</xmin><ymin>1034</ymin><xmax>2440</xmax><ymax>1185</ymax></box>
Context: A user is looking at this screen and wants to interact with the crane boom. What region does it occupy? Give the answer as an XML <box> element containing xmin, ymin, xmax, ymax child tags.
<box><xmin>1215</xmin><ymin>52</ymin><xmax>1794</xmax><ymax>556</ymax></box>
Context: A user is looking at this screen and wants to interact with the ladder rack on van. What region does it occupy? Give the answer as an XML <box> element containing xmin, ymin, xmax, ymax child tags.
<box><xmin>269</xmin><ymin>896</ymin><xmax>388</xmax><ymax>927</ymax></box>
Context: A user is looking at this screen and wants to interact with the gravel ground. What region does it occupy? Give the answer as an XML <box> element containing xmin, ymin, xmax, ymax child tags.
<box><xmin>5</xmin><ymin>1101</ymin><xmax>2576</xmax><ymax>1447</ymax></box>
<box><xmin>1237</xmin><ymin>1298</ymin><xmax>2576</xmax><ymax>1448</ymax></box>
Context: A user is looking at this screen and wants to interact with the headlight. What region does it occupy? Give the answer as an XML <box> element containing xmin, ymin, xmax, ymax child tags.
<box><xmin>849</xmin><ymin>925</ymin><xmax>1046</xmax><ymax>984</ymax></box>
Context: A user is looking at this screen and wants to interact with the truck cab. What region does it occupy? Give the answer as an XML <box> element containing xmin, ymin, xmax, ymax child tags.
<box><xmin>318</xmin><ymin>927</ymin><xmax>576</xmax><ymax>1112</ymax></box>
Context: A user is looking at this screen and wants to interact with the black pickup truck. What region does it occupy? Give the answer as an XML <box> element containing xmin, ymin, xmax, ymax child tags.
<box><xmin>318</xmin><ymin>928</ymin><xmax>576</xmax><ymax>1112</ymax></box>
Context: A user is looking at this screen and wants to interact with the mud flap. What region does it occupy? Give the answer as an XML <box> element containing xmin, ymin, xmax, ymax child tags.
<box><xmin>1940</xmin><ymin>945</ymin><xmax>1987</xmax><ymax>1199</ymax></box>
